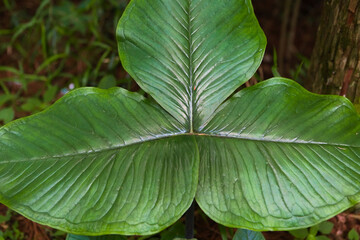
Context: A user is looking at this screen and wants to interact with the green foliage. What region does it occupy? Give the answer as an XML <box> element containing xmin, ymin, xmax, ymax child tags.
<box><xmin>0</xmin><ymin>208</ymin><xmax>12</xmax><ymax>223</ymax></box>
<box><xmin>0</xmin><ymin>0</ymin><xmax>129</xmax><ymax>124</ymax></box>
<box><xmin>67</xmin><ymin>234</ymin><xmax>127</xmax><ymax>240</ymax></box>
<box><xmin>98</xmin><ymin>75</ymin><xmax>117</xmax><ymax>89</ymax></box>
<box><xmin>354</xmin><ymin>102</ymin><xmax>360</xmax><ymax>114</ymax></box>
<box><xmin>233</xmin><ymin>229</ymin><xmax>265</xmax><ymax>240</ymax></box>
<box><xmin>290</xmin><ymin>54</ymin><xmax>310</xmax><ymax>84</ymax></box>
<box><xmin>0</xmin><ymin>209</ymin><xmax>24</xmax><ymax>240</ymax></box>
<box><xmin>289</xmin><ymin>221</ymin><xmax>334</xmax><ymax>240</ymax></box>
<box><xmin>66</xmin><ymin>221</ymin><xmax>186</xmax><ymax>240</ymax></box>
<box><xmin>349</xmin><ymin>228</ymin><xmax>360</xmax><ymax>240</ymax></box>
<box><xmin>271</xmin><ymin>48</ymin><xmax>282</xmax><ymax>77</ymax></box>
<box><xmin>355</xmin><ymin>105</ymin><xmax>360</xmax><ymax>114</ymax></box>
<box><xmin>0</xmin><ymin>107</ymin><xmax>14</xmax><ymax>124</ymax></box>
<box><xmin>158</xmin><ymin>221</ymin><xmax>186</xmax><ymax>240</ymax></box>
<box><xmin>318</xmin><ymin>221</ymin><xmax>334</xmax><ymax>235</ymax></box>
<box><xmin>0</xmin><ymin>0</ymin><xmax>359</xmax><ymax>238</ymax></box>
<box><xmin>219</xmin><ymin>224</ymin><xmax>231</xmax><ymax>240</ymax></box>
<box><xmin>290</xmin><ymin>229</ymin><xmax>309</xmax><ymax>239</ymax></box>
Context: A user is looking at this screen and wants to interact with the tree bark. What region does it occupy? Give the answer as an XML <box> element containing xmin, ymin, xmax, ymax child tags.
<box><xmin>307</xmin><ymin>0</ymin><xmax>360</xmax><ymax>103</ymax></box>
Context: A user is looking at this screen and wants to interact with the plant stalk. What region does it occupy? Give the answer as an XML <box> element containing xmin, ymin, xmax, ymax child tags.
<box><xmin>185</xmin><ymin>201</ymin><xmax>195</xmax><ymax>239</ymax></box>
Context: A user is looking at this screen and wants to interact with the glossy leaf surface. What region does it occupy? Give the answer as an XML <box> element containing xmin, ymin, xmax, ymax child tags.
<box><xmin>0</xmin><ymin>0</ymin><xmax>359</xmax><ymax>236</ymax></box>
<box><xmin>117</xmin><ymin>0</ymin><xmax>265</xmax><ymax>131</ymax></box>
<box><xmin>196</xmin><ymin>78</ymin><xmax>360</xmax><ymax>230</ymax></box>
<box><xmin>233</xmin><ymin>229</ymin><xmax>265</xmax><ymax>240</ymax></box>
<box><xmin>67</xmin><ymin>234</ymin><xmax>126</xmax><ymax>240</ymax></box>
<box><xmin>0</xmin><ymin>88</ymin><xmax>199</xmax><ymax>235</ymax></box>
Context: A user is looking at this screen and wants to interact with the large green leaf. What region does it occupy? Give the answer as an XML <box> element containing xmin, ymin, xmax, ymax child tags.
<box><xmin>0</xmin><ymin>88</ymin><xmax>199</xmax><ymax>235</ymax></box>
<box><xmin>1</xmin><ymin>0</ymin><xmax>360</xmax><ymax>235</ymax></box>
<box><xmin>233</xmin><ymin>229</ymin><xmax>265</xmax><ymax>240</ymax></box>
<box><xmin>196</xmin><ymin>78</ymin><xmax>360</xmax><ymax>230</ymax></box>
<box><xmin>117</xmin><ymin>0</ymin><xmax>266</xmax><ymax>131</ymax></box>
<box><xmin>66</xmin><ymin>234</ymin><xmax>126</xmax><ymax>240</ymax></box>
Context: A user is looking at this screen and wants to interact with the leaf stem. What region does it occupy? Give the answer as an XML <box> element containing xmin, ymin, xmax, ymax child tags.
<box><xmin>185</xmin><ymin>201</ymin><xmax>195</xmax><ymax>239</ymax></box>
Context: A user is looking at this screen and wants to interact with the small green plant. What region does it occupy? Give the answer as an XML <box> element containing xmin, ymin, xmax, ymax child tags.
<box><xmin>349</xmin><ymin>228</ymin><xmax>360</xmax><ymax>240</ymax></box>
<box><xmin>289</xmin><ymin>221</ymin><xmax>334</xmax><ymax>240</ymax></box>
<box><xmin>0</xmin><ymin>0</ymin><xmax>359</xmax><ymax>239</ymax></box>
<box><xmin>0</xmin><ymin>209</ymin><xmax>24</xmax><ymax>240</ymax></box>
<box><xmin>233</xmin><ymin>229</ymin><xmax>264</xmax><ymax>240</ymax></box>
<box><xmin>0</xmin><ymin>0</ymin><xmax>129</xmax><ymax>125</ymax></box>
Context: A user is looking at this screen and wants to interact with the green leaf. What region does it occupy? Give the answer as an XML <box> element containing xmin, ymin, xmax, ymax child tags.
<box><xmin>43</xmin><ymin>85</ymin><xmax>59</xmax><ymax>103</ymax></box>
<box><xmin>159</xmin><ymin>221</ymin><xmax>185</xmax><ymax>239</ymax></box>
<box><xmin>306</xmin><ymin>236</ymin><xmax>316</xmax><ymax>240</ymax></box>
<box><xmin>271</xmin><ymin>48</ymin><xmax>281</xmax><ymax>77</ymax></box>
<box><xmin>52</xmin><ymin>230</ymin><xmax>67</xmax><ymax>237</ymax></box>
<box><xmin>196</xmin><ymin>78</ymin><xmax>360</xmax><ymax>230</ymax></box>
<box><xmin>98</xmin><ymin>75</ymin><xmax>117</xmax><ymax>89</ymax></box>
<box><xmin>1</xmin><ymin>0</ymin><xmax>360</xmax><ymax>236</ymax></box>
<box><xmin>354</xmin><ymin>104</ymin><xmax>360</xmax><ymax>114</ymax></box>
<box><xmin>0</xmin><ymin>208</ymin><xmax>12</xmax><ymax>223</ymax></box>
<box><xmin>289</xmin><ymin>229</ymin><xmax>308</xmax><ymax>239</ymax></box>
<box><xmin>318</xmin><ymin>221</ymin><xmax>334</xmax><ymax>235</ymax></box>
<box><xmin>36</xmin><ymin>53</ymin><xmax>68</xmax><ymax>74</ymax></box>
<box><xmin>0</xmin><ymin>88</ymin><xmax>199</xmax><ymax>235</ymax></box>
<box><xmin>219</xmin><ymin>224</ymin><xmax>229</xmax><ymax>240</ymax></box>
<box><xmin>117</xmin><ymin>0</ymin><xmax>266</xmax><ymax>131</ymax></box>
<box><xmin>309</xmin><ymin>225</ymin><xmax>319</xmax><ymax>236</ymax></box>
<box><xmin>315</xmin><ymin>236</ymin><xmax>330</xmax><ymax>240</ymax></box>
<box><xmin>233</xmin><ymin>229</ymin><xmax>264</xmax><ymax>240</ymax></box>
<box><xmin>0</xmin><ymin>108</ymin><xmax>14</xmax><ymax>124</ymax></box>
<box><xmin>0</xmin><ymin>216</ymin><xmax>10</xmax><ymax>223</ymax></box>
<box><xmin>12</xmin><ymin>19</ymin><xmax>39</xmax><ymax>42</ymax></box>
<box><xmin>349</xmin><ymin>228</ymin><xmax>360</xmax><ymax>240</ymax></box>
<box><xmin>66</xmin><ymin>234</ymin><xmax>126</xmax><ymax>240</ymax></box>
<box><xmin>21</xmin><ymin>98</ymin><xmax>43</xmax><ymax>112</ymax></box>
<box><xmin>0</xmin><ymin>66</ymin><xmax>20</xmax><ymax>74</ymax></box>
<box><xmin>0</xmin><ymin>94</ymin><xmax>14</xmax><ymax>106</ymax></box>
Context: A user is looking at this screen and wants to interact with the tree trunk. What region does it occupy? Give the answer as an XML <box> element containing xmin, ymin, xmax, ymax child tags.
<box><xmin>307</xmin><ymin>0</ymin><xmax>360</xmax><ymax>103</ymax></box>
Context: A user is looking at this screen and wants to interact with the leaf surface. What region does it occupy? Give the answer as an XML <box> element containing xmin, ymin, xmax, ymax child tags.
<box><xmin>66</xmin><ymin>234</ymin><xmax>126</xmax><ymax>240</ymax></box>
<box><xmin>117</xmin><ymin>0</ymin><xmax>266</xmax><ymax>131</ymax></box>
<box><xmin>233</xmin><ymin>229</ymin><xmax>265</xmax><ymax>240</ymax></box>
<box><xmin>196</xmin><ymin>78</ymin><xmax>360</xmax><ymax>230</ymax></box>
<box><xmin>0</xmin><ymin>88</ymin><xmax>199</xmax><ymax>235</ymax></box>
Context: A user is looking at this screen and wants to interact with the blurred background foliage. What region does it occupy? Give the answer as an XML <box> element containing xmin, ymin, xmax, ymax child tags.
<box><xmin>0</xmin><ymin>0</ymin><xmax>135</xmax><ymax>125</ymax></box>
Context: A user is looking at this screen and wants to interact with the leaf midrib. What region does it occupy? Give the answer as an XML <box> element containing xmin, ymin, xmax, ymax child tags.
<box><xmin>186</xmin><ymin>0</ymin><xmax>195</xmax><ymax>133</ymax></box>
<box><xmin>2</xmin><ymin>133</ymin><xmax>357</xmax><ymax>163</ymax></box>
<box><xmin>201</xmin><ymin>134</ymin><xmax>358</xmax><ymax>147</ymax></box>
